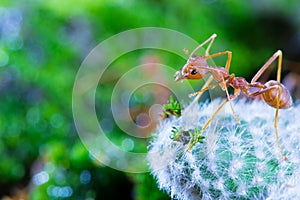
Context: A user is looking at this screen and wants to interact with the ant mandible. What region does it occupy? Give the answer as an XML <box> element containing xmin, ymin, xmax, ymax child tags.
<box><xmin>174</xmin><ymin>34</ymin><xmax>293</xmax><ymax>161</ymax></box>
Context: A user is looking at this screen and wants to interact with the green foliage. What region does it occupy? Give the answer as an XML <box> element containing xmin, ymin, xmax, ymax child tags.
<box><xmin>162</xmin><ymin>96</ymin><xmax>182</xmax><ymax>119</ymax></box>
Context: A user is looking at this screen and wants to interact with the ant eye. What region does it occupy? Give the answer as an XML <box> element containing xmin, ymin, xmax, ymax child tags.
<box><xmin>191</xmin><ymin>69</ymin><xmax>198</xmax><ymax>75</ymax></box>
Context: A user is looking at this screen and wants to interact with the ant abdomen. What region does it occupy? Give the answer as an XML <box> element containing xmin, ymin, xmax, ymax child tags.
<box><xmin>262</xmin><ymin>80</ymin><xmax>293</xmax><ymax>109</ymax></box>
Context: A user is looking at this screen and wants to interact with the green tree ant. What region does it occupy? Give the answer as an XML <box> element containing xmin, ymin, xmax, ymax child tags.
<box><xmin>174</xmin><ymin>34</ymin><xmax>293</xmax><ymax>160</ymax></box>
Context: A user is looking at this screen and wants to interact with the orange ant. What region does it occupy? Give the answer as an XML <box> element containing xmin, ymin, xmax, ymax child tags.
<box><xmin>174</xmin><ymin>34</ymin><xmax>293</xmax><ymax>161</ymax></box>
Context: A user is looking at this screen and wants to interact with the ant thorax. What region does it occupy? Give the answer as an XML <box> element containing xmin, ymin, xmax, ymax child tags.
<box><xmin>188</xmin><ymin>55</ymin><xmax>208</xmax><ymax>67</ymax></box>
<box><xmin>208</xmin><ymin>66</ymin><xmax>230</xmax><ymax>90</ymax></box>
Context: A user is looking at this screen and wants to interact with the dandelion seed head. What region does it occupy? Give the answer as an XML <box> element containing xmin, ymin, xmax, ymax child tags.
<box><xmin>148</xmin><ymin>99</ymin><xmax>300</xmax><ymax>199</ymax></box>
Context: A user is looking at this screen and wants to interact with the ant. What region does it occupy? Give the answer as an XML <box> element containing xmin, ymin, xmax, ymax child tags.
<box><xmin>174</xmin><ymin>34</ymin><xmax>293</xmax><ymax>161</ymax></box>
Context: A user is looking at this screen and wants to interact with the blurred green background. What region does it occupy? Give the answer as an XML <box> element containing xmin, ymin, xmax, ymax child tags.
<box><xmin>0</xmin><ymin>0</ymin><xmax>299</xmax><ymax>199</ymax></box>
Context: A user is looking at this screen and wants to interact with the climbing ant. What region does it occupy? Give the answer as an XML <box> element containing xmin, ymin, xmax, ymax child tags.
<box><xmin>174</xmin><ymin>34</ymin><xmax>293</xmax><ymax>161</ymax></box>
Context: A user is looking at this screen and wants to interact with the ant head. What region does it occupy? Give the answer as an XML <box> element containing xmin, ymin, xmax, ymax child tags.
<box><xmin>174</xmin><ymin>57</ymin><xmax>209</xmax><ymax>81</ymax></box>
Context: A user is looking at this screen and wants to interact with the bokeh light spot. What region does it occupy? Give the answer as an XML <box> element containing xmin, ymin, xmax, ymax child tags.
<box><xmin>26</xmin><ymin>107</ymin><xmax>40</xmax><ymax>125</ymax></box>
<box><xmin>135</xmin><ymin>113</ymin><xmax>150</xmax><ymax>128</ymax></box>
<box><xmin>47</xmin><ymin>185</ymin><xmax>73</xmax><ymax>198</ymax></box>
<box><xmin>80</xmin><ymin>170</ymin><xmax>91</xmax><ymax>184</ymax></box>
<box><xmin>121</xmin><ymin>138</ymin><xmax>135</xmax><ymax>151</ymax></box>
<box><xmin>50</xmin><ymin>113</ymin><xmax>64</xmax><ymax>128</ymax></box>
<box><xmin>0</xmin><ymin>49</ymin><xmax>9</xmax><ymax>67</ymax></box>
<box><xmin>32</xmin><ymin>171</ymin><xmax>49</xmax><ymax>186</ymax></box>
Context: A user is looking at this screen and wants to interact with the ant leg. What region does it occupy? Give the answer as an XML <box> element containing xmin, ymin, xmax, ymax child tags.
<box><xmin>244</xmin><ymin>85</ymin><xmax>287</xmax><ymax>160</ymax></box>
<box><xmin>189</xmin><ymin>34</ymin><xmax>217</xmax><ymax>58</ymax></box>
<box><xmin>224</xmin><ymin>83</ymin><xmax>241</xmax><ymax>124</ymax></box>
<box><xmin>205</xmin><ymin>34</ymin><xmax>217</xmax><ymax>56</ymax></box>
<box><xmin>273</xmin><ymin>52</ymin><xmax>286</xmax><ymax>160</ymax></box>
<box><xmin>206</xmin><ymin>51</ymin><xmax>238</xmax><ymax>123</ymax></box>
<box><xmin>275</xmin><ymin>87</ymin><xmax>287</xmax><ymax>160</ymax></box>
<box><xmin>189</xmin><ymin>82</ymin><xmax>219</xmax><ymax>98</ymax></box>
<box><xmin>189</xmin><ymin>65</ymin><xmax>231</xmax><ymax>103</ymax></box>
<box><xmin>188</xmin><ymin>34</ymin><xmax>217</xmax><ymax>103</ymax></box>
<box><xmin>205</xmin><ymin>51</ymin><xmax>232</xmax><ymax>72</ymax></box>
<box><xmin>191</xmin><ymin>72</ymin><xmax>232</xmax><ymax>99</ymax></box>
<box><xmin>186</xmin><ymin>91</ymin><xmax>239</xmax><ymax>151</ymax></box>
<box><xmin>205</xmin><ymin>65</ymin><xmax>240</xmax><ymax>125</ymax></box>
<box><xmin>191</xmin><ymin>76</ymin><xmax>214</xmax><ymax>103</ymax></box>
<box><xmin>193</xmin><ymin>66</ymin><xmax>239</xmax><ymax>124</ymax></box>
<box><xmin>245</xmin><ymin>84</ymin><xmax>275</xmax><ymax>97</ymax></box>
<box><xmin>191</xmin><ymin>35</ymin><xmax>232</xmax><ymax>104</ymax></box>
<box><xmin>249</xmin><ymin>50</ymin><xmax>286</xmax><ymax>160</ymax></box>
<box><xmin>251</xmin><ymin>50</ymin><xmax>282</xmax><ymax>83</ymax></box>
